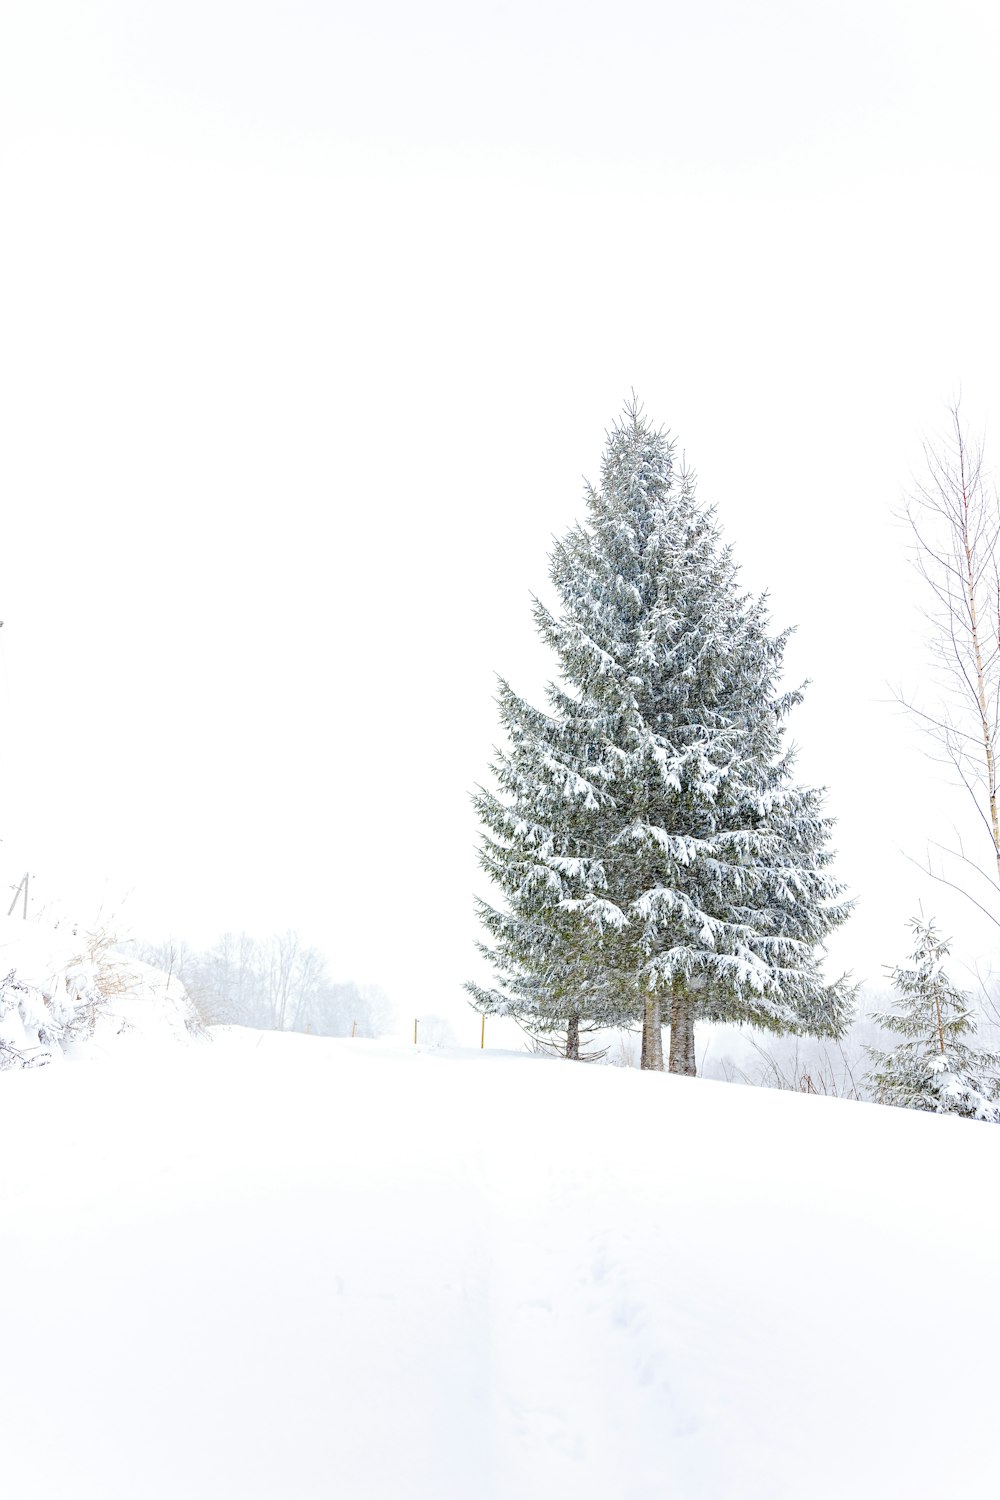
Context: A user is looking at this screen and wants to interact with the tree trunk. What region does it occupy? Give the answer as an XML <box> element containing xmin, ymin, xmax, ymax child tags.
<box><xmin>668</xmin><ymin>982</ymin><xmax>696</xmax><ymax>1075</ymax></box>
<box><xmin>565</xmin><ymin>1011</ymin><xmax>580</xmax><ymax>1060</ymax></box>
<box><xmin>956</xmin><ymin>432</ymin><xmax>1000</xmax><ymax>885</ymax></box>
<box><xmin>640</xmin><ymin>993</ymin><xmax>664</xmax><ymax>1070</ymax></box>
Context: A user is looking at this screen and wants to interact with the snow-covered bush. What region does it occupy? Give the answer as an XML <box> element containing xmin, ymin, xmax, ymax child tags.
<box><xmin>0</xmin><ymin>917</ymin><xmax>201</xmax><ymax>1068</ymax></box>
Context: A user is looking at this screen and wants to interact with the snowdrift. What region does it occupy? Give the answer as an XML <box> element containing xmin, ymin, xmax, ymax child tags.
<box><xmin>2</xmin><ymin>1032</ymin><xmax>998</xmax><ymax>1498</ymax></box>
<box><xmin>0</xmin><ymin>916</ymin><xmax>200</xmax><ymax>1067</ymax></box>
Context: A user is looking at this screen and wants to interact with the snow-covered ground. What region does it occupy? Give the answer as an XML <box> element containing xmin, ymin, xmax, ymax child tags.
<box><xmin>3</xmin><ymin>1030</ymin><xmax>998</xmax><ymax>1499</ymax></box>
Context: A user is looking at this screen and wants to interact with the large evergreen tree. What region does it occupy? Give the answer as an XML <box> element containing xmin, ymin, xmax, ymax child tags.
<box><xmin>866</xmin><ymin>919</ymin><xmax>1000</xmax><ymax>1120</ymax></box>
<box><xmin>470</xmin><ymin>401</ymin><xmax>850</xmax><ymax>1070</ymax></box>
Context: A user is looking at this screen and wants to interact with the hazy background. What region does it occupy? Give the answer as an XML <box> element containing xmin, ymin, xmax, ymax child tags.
<box><xmin>1</xmin><ymin>1</ymin><xmax>999</xmax><ymax>1037</ymax></box>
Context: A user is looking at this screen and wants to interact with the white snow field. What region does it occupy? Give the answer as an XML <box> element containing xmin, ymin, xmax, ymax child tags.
<box><xmin>3</xmin><ymin>1032</ymin><xmax>998</xmax><ymax>1500</ymax></box>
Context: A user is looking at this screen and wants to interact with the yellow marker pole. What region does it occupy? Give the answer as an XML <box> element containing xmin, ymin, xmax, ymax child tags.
<box><xmin>413</xmin><ymin>1018</ymin><xmax>418</xmax><ymax>1045</ymax></box>
<box><xmin>480</xmin><ymin>1013</ymin><xmax>485</xmax><ymax>1049</ymax></box>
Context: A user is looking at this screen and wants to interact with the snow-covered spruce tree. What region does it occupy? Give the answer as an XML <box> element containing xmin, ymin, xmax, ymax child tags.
<box><xmin>469</xmin><ymin>401</ymin><xmax>851</xmax><ymax>1070</ymax></box>
<box><xmin>866</xmin><ymin>919</ymin><xmax>1000</xmax><ymax>1120</ymax></box>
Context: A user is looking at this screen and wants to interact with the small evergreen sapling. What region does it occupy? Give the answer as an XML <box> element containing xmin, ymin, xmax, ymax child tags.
<box><xmin>866</xmin><ymin>919</ymin><xmax>1000</xmax><ymax>1121</ymax></box>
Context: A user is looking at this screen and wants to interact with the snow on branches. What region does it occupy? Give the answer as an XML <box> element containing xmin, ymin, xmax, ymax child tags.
<box><xmin>470</xmin><ymin>400</ymin><xmax>851</xmax><ymax>1069</ymax></box>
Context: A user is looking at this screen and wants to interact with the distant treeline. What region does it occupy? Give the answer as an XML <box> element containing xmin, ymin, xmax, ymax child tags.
<box><xmin>131</xmin><ymin>931</ymin><xmax>393</xmax><ymax>1038</ymax></box>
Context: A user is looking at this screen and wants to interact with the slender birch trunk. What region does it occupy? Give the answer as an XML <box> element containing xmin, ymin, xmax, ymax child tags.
<box><xmin>956</xmin><ymin>432</ymin><xmax>1000</xmax><ymax>884</ymax></box>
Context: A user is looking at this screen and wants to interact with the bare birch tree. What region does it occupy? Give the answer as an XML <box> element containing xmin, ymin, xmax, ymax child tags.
<box><xmin>900</xmin><ymin>404</ymin><xmax>1000</xmax><ymax>927</ymax></box>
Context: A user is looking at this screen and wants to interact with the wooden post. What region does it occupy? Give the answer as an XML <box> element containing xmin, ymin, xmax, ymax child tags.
<box><xmin>480</xmin><ymin>1013</ymin><xmax>485</xmax><ymax>1049</ymax></box>
<box><xmin>413</xmin><ymin>1017</ymin><xmax>418</xmax><ymax>1045</ymax></box>
<box><xmin>351</xmin><ymin>1020</ymin><xmax>357</xmax><ymax>1038</ymax></box>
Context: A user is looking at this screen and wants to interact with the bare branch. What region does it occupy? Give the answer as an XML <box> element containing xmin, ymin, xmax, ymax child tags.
<box><xmin>899</xmin><ymin>403</ymin><xmax>1000</xmax><ymax>922</ymax></box>
<box><xmin>901</xmin><ymin>849</ymin><xmax>1000</xmax><ymax>933</ymax></box>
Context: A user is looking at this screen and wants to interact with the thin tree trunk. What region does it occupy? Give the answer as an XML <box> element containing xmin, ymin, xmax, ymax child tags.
<box><xmin>640</xmin><ymin>993</ymin><xmax>664</xmax><ymax>1070</ymax></box>
<box><xmin>957</xmin><ymin>431</ymin><xmax>1000</xmax><ymax>884</ymax></box>
<box><xmin>934</xmin><ymin>986</ymin><xmax>946</xmax><ymax>1056</ymax></box>
<box><xmin>565</xmin><ymin>1011</ymin><xmax>580</xmax><ymax>1060</ymax></box>
<box><xmin>668</xmin><ymin>981</ymin><xmax>696</xmax><ymax>1075</ymax></box>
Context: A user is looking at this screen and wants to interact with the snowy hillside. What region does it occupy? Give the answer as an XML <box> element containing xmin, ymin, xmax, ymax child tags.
<box><xmin>3</xmin><ymin>1033</ymin><xmax>998</xmax><ymax>1499</ymax></box>
<box><xmin>0</xmin><ymin>916</ymin><xmax>200</xmax><ymax>1066</ymax></box>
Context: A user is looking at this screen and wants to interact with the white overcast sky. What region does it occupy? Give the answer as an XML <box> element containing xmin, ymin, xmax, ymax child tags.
<box><xmin>2</xmin><ymin>1</ymin><xmax>1000</xmax><ymax>1032</ymax></box>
